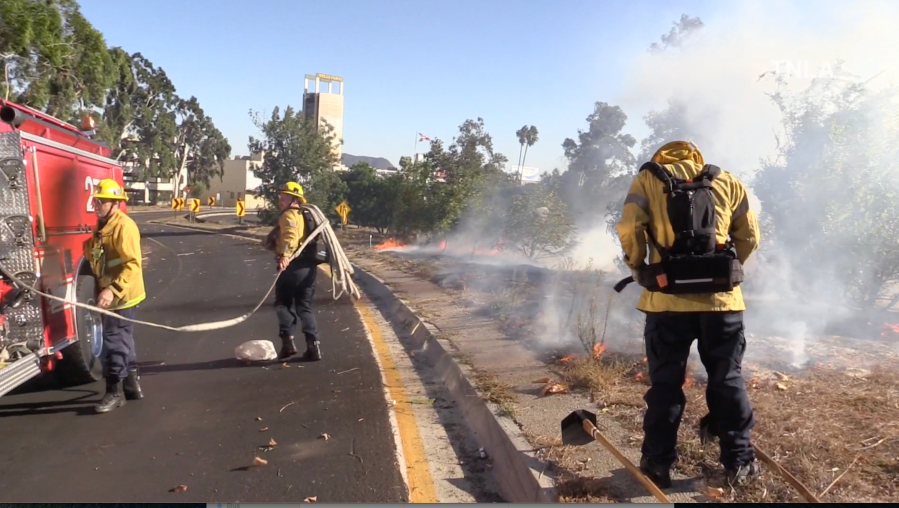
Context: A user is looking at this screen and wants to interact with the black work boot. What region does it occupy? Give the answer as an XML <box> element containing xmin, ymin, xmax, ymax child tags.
<box><xmin>727</xmin><ymin>460</ymin><xmax>761</xmax><ymax>486</ymax></box>
<box><xmin>303</xmin><ymin>340</ymin><xmax>322</xmax><ymax>362</ymax></box>
<box><xmin>279</xmin><ymin>331</ymin><xmax>298</xmax><ymax>360</ymax></box>
<box><xmin>639</xmin><ymin>456</ymin><xmax>673</xmax><ymax>489</ymax></box>
<box><xmin>95</xmin><ymin>379</ymin><xmax>126</xmax><ymax>413</ymax></box>
<box><xmin>123</xmin><ymin>367</ymin><xmax>144</xmax><ymax>400</ymax></box>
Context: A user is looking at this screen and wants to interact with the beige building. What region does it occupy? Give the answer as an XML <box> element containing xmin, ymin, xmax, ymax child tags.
<box><xmin>303</xmin><ymin>73</ymin><xmax>344</xmax><ymax>164</ymax></box>
<box><xmin>201</xmin><ymin>153</ymin><xmax>267</xmax><ymax>209</ymax></box>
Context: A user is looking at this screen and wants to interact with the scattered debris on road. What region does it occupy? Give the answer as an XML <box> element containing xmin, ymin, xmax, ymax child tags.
<box><xmin>303</xmin><ymin>496</ymin><xmax>317</xmax><ymax>503</ymax></box>
<box><xmin>319</xmin><ymin>433</ymin><xmax>331</xmax><ymax>441</ymax></box>
<box><xmin>169</xmin><ymin>485</ymin><xmax>188</xmax><ymax>493</ymax></box>
<box><xmin>255</xmin><ymin>416</ymin><xmax>263</xmax><ymax>421</ymax></box>
<box><xmin>540</xmin><ymin>380</ymin><xmax>570</xmax><ymax>396</ymax></box>
<box><xmin>259</xmin><ymin>427</ymin><xmax>269</xmax><ymax>432</ymax></box>
<box><xmin>253</xmin><ymin>457</ymin><xmax>268</xmax><ymax>466</ymax></box>
<box><xmin>280</xmin><ymin>402</ymin><xmax>295</xmax><ymax>412</ymax></box>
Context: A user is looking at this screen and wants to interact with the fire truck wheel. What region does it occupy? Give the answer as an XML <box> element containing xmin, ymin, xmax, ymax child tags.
<box><xmin>54</xmin><ymin>275</ymin><xmax>105</xmax><ymax>386</ymax></box>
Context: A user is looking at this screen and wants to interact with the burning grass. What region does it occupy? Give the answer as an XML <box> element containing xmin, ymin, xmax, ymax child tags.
<box><xmin>342</xmin><ymin>227</ymin><xmax>899</xmax><ymax>503</ymax></box>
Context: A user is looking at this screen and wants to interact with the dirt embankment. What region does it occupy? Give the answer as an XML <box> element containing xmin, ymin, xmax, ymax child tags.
<box><xmin>341</xmin><ymin>229</ymin><xmax>899</xmax><ymax>504</ymax></box>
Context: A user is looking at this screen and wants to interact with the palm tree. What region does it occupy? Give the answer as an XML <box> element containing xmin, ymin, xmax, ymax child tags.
<box><xmin>515</xmin><ymin>125</ymin><xmax>528</xmax><ymax>183</ymax></box>
<box><xmin>519</xmin><ymin>125</ymin><xmax>539</xmax><ymax>184</ymax></box>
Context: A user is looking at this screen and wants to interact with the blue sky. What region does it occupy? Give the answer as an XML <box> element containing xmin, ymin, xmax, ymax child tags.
<box><xmin>79</xmin><ymin>0</ymin><xmax>727</xmax><ymax>173</ymax></box>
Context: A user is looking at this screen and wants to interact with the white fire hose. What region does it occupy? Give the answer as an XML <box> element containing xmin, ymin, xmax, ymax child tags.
<box><xmin>0</xmin><ymin>204</ymin><xmax>361</xmax><ymax>332</ymax></box>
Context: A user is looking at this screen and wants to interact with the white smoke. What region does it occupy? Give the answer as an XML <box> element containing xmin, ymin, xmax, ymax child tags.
<box><xmin>619</xmin><ymin>0</ymin><xmax>899</xmax><ymax>180</ymax></box>
<box><xmin>528</xmin><ymin>0</ymin><xmax>899</xmax><ymax>360</ymax></box>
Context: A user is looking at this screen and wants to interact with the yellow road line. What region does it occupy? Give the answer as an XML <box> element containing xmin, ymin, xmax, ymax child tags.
<box><xmin>320</xmin><ymin>266</ymin><xmax>438</xmax><ymax>503</ymax></box>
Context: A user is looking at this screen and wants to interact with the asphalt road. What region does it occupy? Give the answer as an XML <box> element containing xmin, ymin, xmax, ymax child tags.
<box><xmin>0</xmin><ymin>219</ymin><xmax>407</xmax><ymax>503</ymax></box>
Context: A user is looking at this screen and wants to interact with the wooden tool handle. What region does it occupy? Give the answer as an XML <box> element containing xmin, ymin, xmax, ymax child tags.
<box><xmin>753</xmin><ymin>444</ymin><xmax>821</xmax><ymax>503</ymax></box>
<box><xmin>582</xmin><ymin>420</ymin><xmax>673</xmax><ymax>503</ymax></box>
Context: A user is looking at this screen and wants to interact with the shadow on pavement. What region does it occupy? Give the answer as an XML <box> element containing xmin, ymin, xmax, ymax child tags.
<box><xmin>142</xmin><ymin>231</ymin><xmax>214</xmax><ymax>239</ymax></box>
<box><xmin>139</xmin><ymin>357</ymin><xmax>309</xmax><ymax>375</ymax></box>
<box><xmin>0</xmin><ymin>388</ymin><xmax>101</xmax><ymax>418</ymax></box>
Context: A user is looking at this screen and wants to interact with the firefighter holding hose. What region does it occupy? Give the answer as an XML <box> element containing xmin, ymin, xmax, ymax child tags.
<box><xmin>263</xmin><ymin>182</ymin><xmax>322</xmax><ymax>362</ymax></box>
<box><xmin>83</xmin><ymin>179</ymin><xmax>146</xmax><ymax>413</ymax></box>
<box><xmin>615</xmin><ymin>141</ymin><xmax>761</xmax><ymax>488</ymax></box>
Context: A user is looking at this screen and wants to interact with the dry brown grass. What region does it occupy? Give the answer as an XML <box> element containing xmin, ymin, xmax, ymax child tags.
<box><xmin>472</xmin><ymin>372</ymin><xmax>518</xmax><ymax>418</ymax></box>
<box><xmin>341</xmin><ymin>234</ymin><xmax>899</xmax><ymax>503</ymax></box>
<box><xmin>554</xmin><ymin>355</ymin><xmax>899</xmax><ymax>503</ymax></box>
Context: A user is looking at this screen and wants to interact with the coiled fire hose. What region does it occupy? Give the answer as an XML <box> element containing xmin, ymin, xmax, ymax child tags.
<box><xmin>0</xmin><ymin>204</ymin><xmax>360</xmax><ymax>332</ymax></box>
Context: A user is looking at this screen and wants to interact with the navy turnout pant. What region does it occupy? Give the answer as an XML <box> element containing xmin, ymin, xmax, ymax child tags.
<box><xmin>641</xmin><ymin>311</ymin><xmax>756</xmax><ymax>470</ymax></box>
<box><xmin>103</xmin><ymin>306</ymin><xmax>137</xmax><ymax>381</ymax></box>
<box><xmin>275</xmin><ymin>263</ymin><xmax>319</xmax><ymax>343</ymax></box>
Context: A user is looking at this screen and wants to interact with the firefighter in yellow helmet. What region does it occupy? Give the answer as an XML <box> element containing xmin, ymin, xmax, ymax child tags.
<box><xmin>82</xmin><ymin>178</ymin><xmax>146</xmax><ymax>413</ymax></box>
<box><xmin>615</xmin><ymin>141</ymin><xmax>762</xmax><ymax>488</ymax></box>
<box><xmin>263</xmin><ymin>181</ymin><xmax>322</xmax><ymax>361</ymax></box>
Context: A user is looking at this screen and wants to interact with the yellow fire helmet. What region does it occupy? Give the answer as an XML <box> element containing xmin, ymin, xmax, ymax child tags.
<box><xmin>279</xmin><ymin>181</ymin><xmax>307</xmax><ymax>203</ymax></box>
<box><xmin>650</xmin><ymin>140</ymin><xmax>704</xmax><ymax>167</ymax></box>
<box><xmin>93</xmin><ymin>178</ymin><xmax>128</xmax><ymax>201</ymax></box>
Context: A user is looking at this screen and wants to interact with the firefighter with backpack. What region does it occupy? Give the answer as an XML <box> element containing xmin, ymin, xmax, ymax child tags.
<box><xmin>263</xmin><ymin>182</ymin><xmax>323</xmax><ymax>362</ymax></box>
<box><xmin>614</xmin><ymin>141</ymin><xmax>762</xmax><ymax>488</ymax></box>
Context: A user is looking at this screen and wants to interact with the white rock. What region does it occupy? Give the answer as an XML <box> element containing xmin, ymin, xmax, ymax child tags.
<box><xmin>235</xmin><ymin>340</ymin><xmax>277</xmax><ymax>361</ymax></box>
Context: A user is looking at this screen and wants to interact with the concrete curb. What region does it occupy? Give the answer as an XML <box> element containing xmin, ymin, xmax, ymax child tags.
<box><xmin>352</xmin><ymin>267</ymin><xmax>557</xmax><ymax>504</ymax></box>
<box><xmin>149</xmin><ymin>220</ymin><xmax>558</xmax><ymax>503</ymax></box>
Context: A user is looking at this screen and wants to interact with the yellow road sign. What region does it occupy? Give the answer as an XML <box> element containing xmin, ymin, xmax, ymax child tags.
<box><xmin>171</xmin><ymin>198</ymin><xmax>185</xmax><ymax>210</ymax></box>
<box><xmin>171</xmin><ymin>198</ymin><xmax>178</xmax><ymax>210</ymax></box>
<box><xmin>189</xmin><ymin>198</ymin><xmax>201</xmax><ymax>213</ymax></box>
<box><xmin>208</xmin><ymin>196</ymin><xmax>216</xmax><ymax>207</ymax></box>
<box><xmin>335</xmin><ymin>201</ymin><xmax>351</xmax><ymax>225</ymax></box>
<box><xmin>236</xmin><ymin>200</ymin><xmax>246</xmax><ymax>217</ymax></box>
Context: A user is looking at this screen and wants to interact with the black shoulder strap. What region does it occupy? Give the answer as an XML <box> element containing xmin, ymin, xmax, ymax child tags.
<box><xmin>639</xmin><ymin>162</ymin><xmax>674</xmax><ymax>192</ymax></box>
<box><xmin>641</xmin><ymin>161</ymin><xmax>722</xmax><ymax>190</ymax></box>
<box><xmin>699</xmin><ymin>164</ymin><xmax>721</xmax><ymax>181</ymax></box>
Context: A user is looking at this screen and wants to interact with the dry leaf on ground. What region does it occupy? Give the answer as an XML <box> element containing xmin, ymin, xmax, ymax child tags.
<box><xmin>532</xmin><ymin>377</ymin><xmax>551</xmax><ymax>384</ymax></box>
<box><xmin>268</xmin><ymin>438</ymin><xmax>278</xmax><ymax>446</ymax></box>
<box><xmin>319</xmin><ymin>433</ymin><xmax>331</xmax><ymax>441</ymax></box>
<box><xmin>303</xmin><ymin>496</ymin><xmax>317</xmax><ymax>503</ymax></box>
<box><xmin>259</xmin><ymin>427</ymin><xmax>269</xmax><ymax>432</ymax></box>
<box><xmin>776</xmin><ymin>382</ymin><xmax>788</xmax><ymax>391</ymax></box>
<box><xmin>169</xmin><ymin>485</ymin><xmax>188</xmax><ymax>493</ymax></box>
<box><xmin>281</xmin><ymin>363</ymin><xmax>290</xmax><ymax>369</ymax></box>
<box><xmin>707</xmin><ymin>487</ymin><xmax>725</xmax><ymax>499</ymax></box>
<box><xmin>253</xmin><ymin>457</ymin><xmax>268</xmax><ymax>466</ymax></box>
<box><xmin>255</xmin><ymin>416</ymin><xmax>263</xmax><ymax>421</ymax></box>
<box><xmin>541</xmin><ymin>381</ymin><xmax>570</xmax><ymax>396</ymax></box>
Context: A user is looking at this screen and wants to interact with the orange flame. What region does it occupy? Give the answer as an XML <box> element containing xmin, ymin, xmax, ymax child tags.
<box><xmin>471</xmin><ymin>246</ymin><xmax>501</xmax><ymax>256</ymax></box>
<box><xmin>559</xmin><ymin>354</ymin><xmax>579</xmax><ymax>363</ymax></box>
<box><xmin>375</xmin><ymin>238</ymin><xmax>408</xmax><ymax>251</ymax></box>
<box><xmin>634</xmin><ymin>372</ymin><xmax>645</xmax><ymax>381</ymax></box>
<box><xmin>884</xmin><ymin>323</ymin><xmax>899</xmax><ymax>333</ymax></box>
<box><xmin>592</xmin><ymin>343</ymin><xmax>606</xmax><ymax>360</ymax></box>
<box><xmin>683</xmin><ymin>373</ymin><xmax>695</xmax><ymax>388</ymax></box>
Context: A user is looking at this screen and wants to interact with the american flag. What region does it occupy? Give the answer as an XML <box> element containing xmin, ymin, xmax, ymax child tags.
<box><xmin>418</xmin><ymin>133</ymin><xmax>431</xmax><ymax>142</ymax></box>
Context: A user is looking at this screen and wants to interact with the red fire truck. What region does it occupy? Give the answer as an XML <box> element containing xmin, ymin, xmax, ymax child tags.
<box><xmin>0</xmin><ymin>100</ymin><xmax>127</xmax><ymax>397</ymax></box>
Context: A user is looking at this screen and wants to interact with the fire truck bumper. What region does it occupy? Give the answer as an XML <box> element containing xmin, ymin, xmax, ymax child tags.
<box><xmin>0</xmin><ymin>352</ymin><xmax>41</xmax><ymax>398</ymax></box>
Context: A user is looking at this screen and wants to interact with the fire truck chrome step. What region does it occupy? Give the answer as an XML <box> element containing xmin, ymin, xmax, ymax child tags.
<box><xmin>0</xmin><ymin>352</ymin><xmax>42</xmax><ymax>398</ymax></box>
